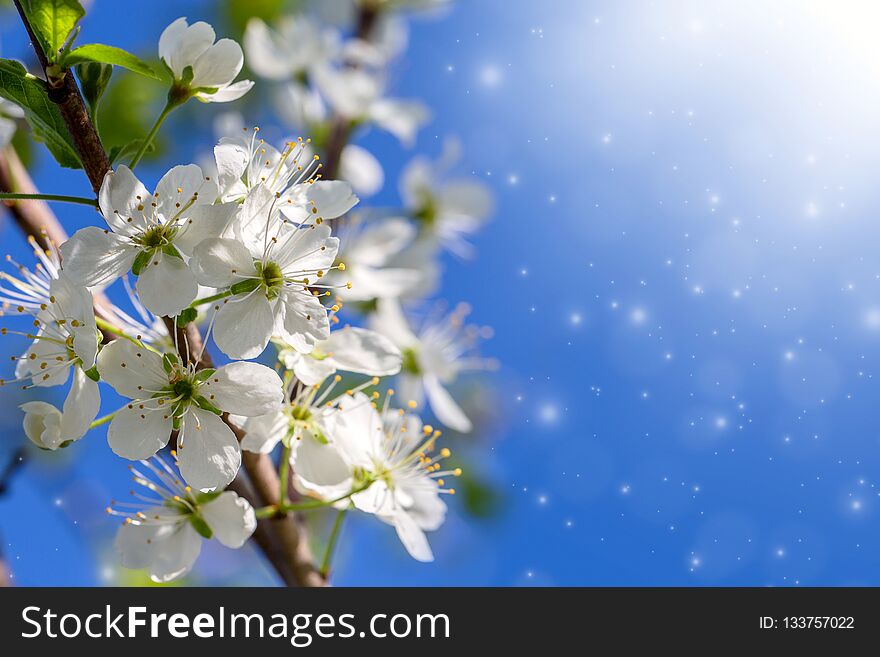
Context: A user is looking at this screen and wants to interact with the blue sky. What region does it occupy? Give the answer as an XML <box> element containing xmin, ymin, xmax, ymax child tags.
<box><xmin>4</xmin><ymin>0</ymin><xmax>880</xmax><ymax>586</ymax></box>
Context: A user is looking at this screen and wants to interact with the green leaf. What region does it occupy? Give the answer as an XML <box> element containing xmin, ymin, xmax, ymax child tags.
<box><xmin>194</xmin><ymin>368</ymin><xmax>216</xmax><ymax>382</ymax></box>
<box><xmin>0</xmin><ymin>59</ymin><xmax>81</xmax><ymax>168</ymax></box>
<box><xmin>24</xmin><ymin>0</ymin><xmax>85</xmax><ymax>63</ymax></box>
<box><xmin>74</xmin><ymin>60</ymin><xmax>111</xmax><ymax>122</ymax></box>
<box><xmin>161</xmin><ymin>243</ymin><xmax>182</xmax><ymax>259</ymax></box>
<box><xmin>83</xmin><ymin>365</ymin><xmax>100</xmax><ymax>382</ymax></box>
<box><xmin>64</xmin><ymin>44</ymin><xmax>160</xmax><ymax>80</ymax></box>
<box><xmin>193</xmin><ymin>396</ymin><xmax>223</xmax><ymax>416</ymax></box>
<box><xmin>176</xmin><ymin>307</ymin><xmax>198</xmax><ymax>327</ymax></box>
<box><xmin>189</xmin><ymin>514</ymin><xmax>213</xmax><ymax>539</ymax></box>
<box><xmin>161</xmin><ymin>353</ymin><xmax>177</xmax><ymax>374</ymax></box>
<box><xmin>131</xmin><ymin>248</ymin><xmax>151</xmax><ymax>276</ymax></box>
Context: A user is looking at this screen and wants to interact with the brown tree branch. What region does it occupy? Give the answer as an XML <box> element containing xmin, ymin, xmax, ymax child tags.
<box><xmin>321</xmin><ymin>5</ymin><xmax>380</xmax><ymax>180</ymax></box>
<box><xmin>162</xmin><ymin>318</ymin><xmax>326</xmax><ymax>587</ymax></box>
<box><xmin>13</xmin><ymin>0</ymin><xmax>110</xmax><ymax>194</ymax></box>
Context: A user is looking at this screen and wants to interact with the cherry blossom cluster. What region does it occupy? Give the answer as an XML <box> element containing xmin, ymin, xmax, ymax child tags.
<box><xmin>2</xmin><ymin>1</ymin><xmax>492</xmax><ymax>583</ymax></box>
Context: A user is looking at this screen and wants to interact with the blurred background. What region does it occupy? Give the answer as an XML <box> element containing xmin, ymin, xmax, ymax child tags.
<box><xmin>4</xmin><ymin>0</ymin><xmax>880</xmax><ymax>585</ymax></box>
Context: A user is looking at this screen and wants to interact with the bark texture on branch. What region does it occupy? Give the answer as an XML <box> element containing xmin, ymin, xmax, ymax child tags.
<box><xmin>12</xmin><ymin>0</ymin><xmax>110</xmax><ymax>194</ymax></box>
<box><xmin>160</xmin><ymin>319</ymin><xmax>326</xmax><ymax>587</ymax></box>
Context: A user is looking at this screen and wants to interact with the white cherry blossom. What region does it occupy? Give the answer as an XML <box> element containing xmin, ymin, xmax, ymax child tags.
<box><xmin>98</xmin><ymin>338</ymin><xmax>283</xmax><ymax>491</ymax></box>
<box><xmin>60</xmin><ymin>164</ymin><xmax>238</xmax><ymax>317</ymax></box>
<box><xmin>400</xmin><ymin>140</ymin><xmax>493</xmax><ymax>257</ymax></box>
<box><xmin>1</xmin><ymin>240</ymin><xmax>99</xmax><ymax>388</ymax></box>
<box><xmin>244</xmin><ymin>16</ymin><xmax>338</xmax><ymax>81</ymax></box>
<box><xmin>111</xmin><ymin>455</ymin><xmax>256</xmax><ymax>582</ymax></box>
<box><xmin>327</xmin><ymin>215</ymin><xmax>426</xmax><ymax>302</ymax></box>
<box><xmin>160</xmin><ymin>18</ymin><xmax>254</xmax><ymax>103</ymax></box>
<box><xmin>191</xmin><ymin>183</ymin><xmax>344</xmax><ymax>359</ymax></box>
<box><xmin>213</xmin><ymin>129</ymin><xmax>358</xmax><ymax>215</ymax></box>
<box><xmin>276</xmin><ymin>325</ymin><xmax>401</xmax><ymax>386</ymax></box>
<box><xmin>292</xmin><ymin>391</ymin><xmax>454</xmax><ymax>562</ymax></box>
<box><xmin>20</xmin><ymin>367</ymin><xmax>99</xmax><ymax>450</ymax></box>
<box><xmin>371</xmin><ymin>299</ymin><xmax>494</xmax><ymax>433</ymax></box>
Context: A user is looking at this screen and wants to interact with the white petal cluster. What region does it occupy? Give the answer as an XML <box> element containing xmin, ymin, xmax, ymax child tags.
<box><xmin>160</xmin><ymin>18</ymin><xmax>254</xmax><ymax>103</ymax></box>
<box><xmin>111</xmin><ymin>456</ymin><xmax>256</xmax><ymax>582</ymax></box>
<box><xmin>3</xmin><ymin>5</ymin><xmax>497</xmax><ymax>579</ymax></box>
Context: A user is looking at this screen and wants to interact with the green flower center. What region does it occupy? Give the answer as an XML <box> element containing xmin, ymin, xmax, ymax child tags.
<box><xmin>401</xmin><ymin>347</ymin><xmax>421</xmax><ymax>375</ymax></box>
<box><xmin>255</xmin><ymin>260</ymin><xmax>285</xmax><ymax>300</ymax></box>
<box><xmin>291</xmin><ymin>404</ymin><xmax>312</xmax><ymax>422</ymax></box>
<box><xmin>172</xmin><ymin>378</ymin><xmax>196</xmax><ymax>401</ymax></box>
<box><xmin>139</xmin><ymin>225</ymin><xmax>170</xmax><ymax>248</ymax></box>
<box><xmin>413</xmin><ymin>192</ymin><xmax>437</xmax><ymax>225</ymax></box>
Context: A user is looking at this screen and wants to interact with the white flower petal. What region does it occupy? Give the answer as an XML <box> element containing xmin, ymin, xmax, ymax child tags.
<box><xmin>293</xmin><ymin>432</ymin><xmax>352</xmax><ymax>499</ymax></box>
<box><xmin>154</xmin><ymin>164</ymin><xmax>216</xmax><ymax>219</ymax></box>
<box><xmin>304</xmin><ymin>180</ymin><xmax>358</xmax><ymax>219</ymax></box>
<box><xmin>314</xmin><ymin>65</ymin><xmax>379</xmax><ymax>118</ymax></box>
<box><xmin>243</xmin><ymin>19</ymin><xmax>289</xmax><ymax>79</ymax></box>
<box><xmin>347</xmin><ymin>217</ymin><xmax>416</xmax><ymax>266</ymax></box>
<box><xmin>371</xmin><ymin>298</ymin><xmax>418</xmax><ymax>347</ymax></box>
<box><xmin>292</xmin><ymin>356</ymin><xmax>336</xmax><ymax>386</ymax></box>
<box><xmin>440</xmin><ymin>179</ymin><xmax>493</xmax><ymax>221</ymax></box>
<box><xmin>368</xmin><ymin>99</ymin><xmax>430</xmax><ymax>146</ymax></box>
<box><xmin>331</xmin><ymin>392</ymin><xmax>383</xmax><ymax>467</ymax></box>
<box><xmin>114</xmin><ymin>511</ymin><xmax>181</xmax><ymax>569</ymax></box>
<box><xmin>177</xmin><ymin>407</ymin><xmax>242</xmax><ymax>491</ymax></box>
<box><xmin>20</xmin><ymin>401</ymin><xmax>62</xmax><ymax>449</ymax></box>
<box><xmin>46</xmin><ymin>274</ymin><xmax>98</xmax><ymax>367</ymax></box>
<box><xmin>212</xmin><ymin>292</ymin><xmax>275</xmax><ymax>359</ymax></box>
<box><xmin>339</xmin><ymin>144</ymin><xmax>384</xmax><ymax>197</ymax></box>
<box><xmin>196</xmin><ymin>79</ymin><xmax>254</xmax><ymax>103</ymax></box>
<box><xmin>60</xmin><ymin>227</ymin><xmax>137</xmax><ymax>287</ymax></box>
<box><xmin>18</xmin><ymin>334</ymin><xmax>71</xmax><ymax>388</ymax></box>
<box><xmin>204</xmin><ymin>361</ymin><xmax>283</xmax><ymax>416</ymax></box>
<box><xmin>325</xmin><ymin>326</ymin><xmax>401</xmax><ymax>377</ymax></box>
<box><xmin>107</xmin><ymin>405</ymin><xmax>173</xmax><ymax>460</ymax></box>
<box><xmin>191</xmin><ymin>237</ymin><xmax>255</xmax><ymax>288</ymax></box>
<box><xmin>174</xmin><ymin>202</ymin><xmax>240</xmax><ymax>256</ymax></box>
<box><xmin>148</xmin><ymin>522</ymin><xmax>203</xmax><ymax>582</ymax></box>
<box><xmin>423</xmin><ymin>374</ymin><xmax>472</xmax><ymax>433</ymax></box>
<box><xmin>276</xmin><ymin>291</ymin><xmax>330</xmax><ymax>353</ymax></box>
<box><xmin>136</xmin><ymin>251</ymin><xmax>198</xmax><ymax>317</ymax></box>
<box><xmin>392</xmin><ymin>510</ymin><xmax>434</xmax><ymax>562</ymax></box>
<box><xmin>401</xmin><ymin>476</ymin><xmax>447</xmax><ymax>531</ymax></box>
<box><xmin>160</xmin><ymin>18</ymin><xmax>215</xmax><ymax>79</ymax></box>
<box><xmin>201</xmin><ymin>491</ymin><xmax>256</xmax><ymax>548</ymax></box>
<box><xmin>59</xmin><ymin>368</ymin><xmax>100</xmax><ymax>441</ymax></box>
<box><xmin>97</xmin><ymin>339</ymin><xmax>168</xmax><ymax>399</ymax></box>
<box><xmin>343</xmin><ymin>265</ymin><xmax>424</xmax><ymax>302</ymax></box>
<box><xmin>239</xmin><ymin>410</ymin><xmax>288</xmax><ymax>453</ymax></box>
<box><xmin>236</xmin><ymin>184</ymin><xmax>282</xmax><ymax>255</ymax></box>
<box><xmin>98</xmin><ymin>166</ymin><xmax>152</xmax><ymax>236</ymax></box>
<box><xmin>271</xmin><ymin>222</ymin><xmax>338</xmax><ymax>273</ymax></box>
<box><xmin>214</xmin><ymin>140</ymin><xmax>250</xmax><ymax>196</ymax></box>
<box><xmin>192</xmin><ymin>39</ymin><xmax>244</xmax><ymax>88</ymax></box>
